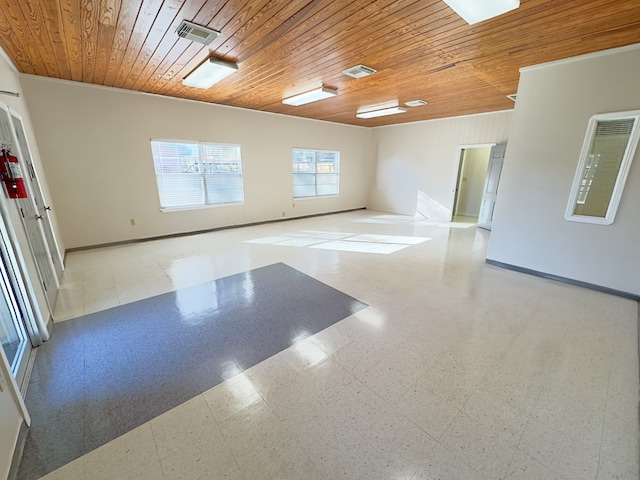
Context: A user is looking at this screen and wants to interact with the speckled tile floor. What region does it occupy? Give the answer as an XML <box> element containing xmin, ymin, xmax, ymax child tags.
<box><xmin>25</xmin><ymin>211</ymin><xmax>640</xmax><ymax>480</ymax></box>
<box><xmin>20</xmin><ymin>263</ymin><xmax>367</xmax><ymax>479</ymax></box>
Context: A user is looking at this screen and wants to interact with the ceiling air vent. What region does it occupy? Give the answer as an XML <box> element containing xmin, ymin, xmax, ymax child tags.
<box><xmin>176</xmin><ymin>20</ymin><xmax>220</xmax><ymax>45</ymax></box>
<box><xmin>405</xmin><ymin>100</ymin><xmax>428</xmax><ymax>107</ymax></box>
<box><xmin>343</xmin><ymin>64</ymin><xmax>377</xmax><ymax>78</ymax></box>
<box><xmin>507</xmin><ymin>94</ymin><xmax>517</xmax><ymax>102</ymax></box>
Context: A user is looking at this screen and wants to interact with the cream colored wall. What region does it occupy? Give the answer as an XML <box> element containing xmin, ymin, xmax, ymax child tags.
<box><xmin>456</xmin><ymin>147</ymin><xmax>491</xmax><ymax>217</ymax></box>
<box><xmin>369</xmin><ymin>111</ymin><xmax>512</xmax><ymax>219</ymax></box>
<box><xmin>487</xmin><ymin>44</ymin><xmax>640</xmax><ymax>295</ymax></box>
<box><xmin>20</xmin><ymin>76</ymin><xmax>375</xmax><ymax>249</ymax></box>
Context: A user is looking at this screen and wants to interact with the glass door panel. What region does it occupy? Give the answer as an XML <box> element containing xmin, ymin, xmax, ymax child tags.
<box><xmin>0</xmin><ymin>254</ymin><xmax>28</xmax><ymax>381</ymax></box>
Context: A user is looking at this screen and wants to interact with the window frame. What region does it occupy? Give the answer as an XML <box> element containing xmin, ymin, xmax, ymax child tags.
<box><xmin>150</xmin><ymin>139</ymin><xmax>245</xmax><ymax>212</ymax></box>
<box><xmin>565</xmin><ymin>110</ymin><xmax>640</xmax><ymax>225</ymax></box>
<box><xmin>292</xmin><ymin>148</ymin><xmax>340</xmax><ymax>199</ymax></box>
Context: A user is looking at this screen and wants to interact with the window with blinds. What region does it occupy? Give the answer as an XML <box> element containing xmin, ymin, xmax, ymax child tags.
<box><xmin>292</xmin><ymin>148</ymin><xmax>340</xmax><ymax>198</ymax></box>
<box><xmin>565</xmin><ymin>111</ymin><xmax>640</xmax><ymax>225</ymax></box>
<box><xmin>151</xmin><ymin>140</ymin><xmax>244</xmax><ymax>210</ymax></box>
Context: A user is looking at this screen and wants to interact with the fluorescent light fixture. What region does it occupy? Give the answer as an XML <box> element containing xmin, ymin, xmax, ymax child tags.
<box><xmin>182</xmin><ymin>57</ymin><xmax>238</xmax><ymax>89</ymax></box>
<box><xmin>356</xmin><ymin>106</ymin><xmax>407</xmax><ymax>119</ymax></box>
<box><xmin>442</xmin><ymin>0</ymin><xmax>519</xmax><ymax>25</ymax></box>
<box><xmin>282</xmin><ymin>86</ymin><xmax>338</xmax><ymax>106</ymax></box>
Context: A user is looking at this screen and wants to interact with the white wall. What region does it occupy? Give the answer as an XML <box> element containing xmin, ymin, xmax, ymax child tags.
<box><xmin>369</xmin><ymin>111</ymin><xmax>512</xmax><ymax>219</ymax></box>
<box><xmin>20</xmin><ymin>77</ymin><xmax>375</xmax><ymax>249</ymax></box>
<box><xmin>487</xmin><ymin>45</ymin><xmax>640</xmax><ymax>296</ymax></box>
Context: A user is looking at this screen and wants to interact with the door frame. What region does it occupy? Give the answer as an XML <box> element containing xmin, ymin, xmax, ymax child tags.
<box><xmin>0</xmin><ymin>103</ymin><xmax>49</xmax><ymax>345</ymax></box>
<box><xmin>450</xmin><ymin>143</ymin><xmax>496</xmax><ymax>221</ymax></box>
<box><xmin>9</xmin><ymin>110</ymin><xmax>64</xmax><ymax>280</ymax></box>
<box><xmin>6</xmin><ymin>110</ymin><xmax>60</xmax><ymax>313</ymax></box>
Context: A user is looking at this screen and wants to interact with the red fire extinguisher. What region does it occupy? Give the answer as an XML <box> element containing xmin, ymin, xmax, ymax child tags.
<box><xmin>0</xmin><ymin>147</ymin><xmax>27</xmax><ymax>199</ymax></box>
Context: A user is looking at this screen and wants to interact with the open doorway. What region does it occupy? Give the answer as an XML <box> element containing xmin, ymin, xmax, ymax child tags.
<box><xmin>452</xmin><ymin>145</ymin><xmax>493</xmax><ymax>222</ymax></box>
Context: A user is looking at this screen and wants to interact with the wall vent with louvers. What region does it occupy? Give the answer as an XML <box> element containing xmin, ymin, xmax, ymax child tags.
<box><xmin>342</xmin><ymin>65</ymin><xmax>377</xmax><ymax>78</ymax></box>
<box><xmin>176</xmin><ymin>20</ymin><xmax>220</xmax><ymax>45</ymax></box>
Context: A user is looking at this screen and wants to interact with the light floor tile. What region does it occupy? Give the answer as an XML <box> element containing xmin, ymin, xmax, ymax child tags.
<box><xmin>393</xmin><ymin>383</ymin><xmax>461</xmax><ymax>441</ymax></box>
<box><xmin>413</xmin><ymin>442</ymin><xmax>482</xmax><ymax>480</ymax></box>
<box><xmin>518</xmin><ymin>416</ymin><xmax>600</xmax><ymax>480</ymax></box>
<box><xmin>597</xmin><ymin>455</ymin><xmax>639</xmax><ymax>480</ymax></box>
<box><xmin>439</xmin><ymin>412</ymin><xmax>517</xmax><ymax>479</ymax></box>
<box><xmin>38</xmin><ymin>458</ymin><xmax>84</xmax><ymax>480</ymax></box>
<box><xmin>82</xmin><ymin>424</ymin><xmax>161</xmax><ymax>480</ymax></box>
<box><xmin>504</xmin><ymin>449</ymin><xmax>554</xmax><ymax>480</ymax></box>
<box><xmin>26</xmin><ymin>210</ymin><xmax>639</xmax><ymax>480</ymax></box>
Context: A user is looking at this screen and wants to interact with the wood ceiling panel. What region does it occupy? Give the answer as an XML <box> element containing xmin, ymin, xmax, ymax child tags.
<box><xmin>18</xmin><ymin>0</ymin><xmax>62</xmax><ymax>77</ymax></box>
<box><xmin>212</xmin><ymin>0</ymin><xmax>436</xmax><ymax>100</ymax></box>
<box><xmin>126</xmin><ymin>0</ymin><xmax>208</xmax><ymax>91</ymax></box>
<box><xmin>80</xmin><ymin>0</ymin><xmax>100</xmax><ymax>83</ymax></box>
<box><xmin>136</xmin><ymin>0</ymin><xmax>246</xmax><ymax>92</ymax></box>
<box><xmin>92</xmin><ymin>0</ymin><xmax>122</xmax><ymax>84</ymax></box>
<box><xmin>110</xmin><ymin>0</ymin><xmax>163</xmax><ymax>87</ymax></box>
<box><xmin>37</xmin><ymin>0</ymin><xmax>73</xmax><ymax>79</ymax></box>
<box><xmin>118</xmin><ymin>0</ymin><xmax>192</xmax><ymax>90</ymax></box>
<box><xmin>103</xmin><ymin>0</ymin><xmax>149</xmax><ymax>87</ymax></box>
<box><xmin>1</xmin><ymin>1</ymin><xmax>51</xmax><ymax>76</ymax></box>
<box><xmin>1</xmin><ymin>0</ymin><xmax>640</xmax><ymax>126</ymax></box>
<box><xmin>0</xmin><ymin>9</ymin><xmax>35</xmax><ymax>73</ymax></box>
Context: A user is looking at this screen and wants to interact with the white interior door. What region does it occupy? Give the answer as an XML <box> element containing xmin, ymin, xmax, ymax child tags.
<box><xmin>0</xmin><ymin>106</ymin><xmax>58</xmax><ymax>313</ymax></box>
<box><xmin>477</xmin><ymin>144</ymin><xmax>507</xmax><ymax>230</ymax></box>
<box><xmin>9</xmin><ymin>111</ymin><xmax>63</xmax><ymax>281</ymax></box>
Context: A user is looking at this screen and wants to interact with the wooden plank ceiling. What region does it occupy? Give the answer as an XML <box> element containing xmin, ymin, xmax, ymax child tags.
<box><xmin>0</xmin><ymin>0</ymin><xmax>639</xmax><ymax>126</ymax></box>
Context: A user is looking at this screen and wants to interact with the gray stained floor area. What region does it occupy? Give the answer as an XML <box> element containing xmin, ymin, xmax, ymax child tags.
<box><xmin>19</xmin><ymin>262</ymin><xmax>367</xmax><ymax>480</ymax></box>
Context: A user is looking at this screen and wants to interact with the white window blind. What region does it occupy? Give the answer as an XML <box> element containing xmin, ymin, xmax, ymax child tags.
<box><xmin>292</xmin><ymin>148</ymin><xmax>340</xmax><ymax>198</ymax></box>
<box><xmin>151</xmin><ymin>140</ymin><xmax>244</xmax><ymax>210</ymax></box>
<box><xmin>576</xmin><ymin>119</ymin><xmax>633</xmax><ymax>209</ymax></box>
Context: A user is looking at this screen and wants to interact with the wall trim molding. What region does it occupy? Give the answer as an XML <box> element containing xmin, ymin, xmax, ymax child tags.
<box><xmin>520</xmin><ymin>42</ymin><xmax>640</xmax><ymax>73</ymax></box>
<box><xmin>65</xmin><ymin>207</ymin><xmax>366</xmax><ymax>256</ymax></box>
<box><xmin>486</xmin><ymin>259</ymin><xmax>640</xmax><ymax>301</ymax></box>
<box><xmin>373</xmin><ymin>109</ymin><xmax>514</xmax><ymax>129</ymax></box>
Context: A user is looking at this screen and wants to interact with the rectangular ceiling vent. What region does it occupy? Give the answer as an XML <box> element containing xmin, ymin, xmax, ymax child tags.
<box><xmin>343</xmin><ymin>64</ymin><xmax>377</xmax><ymax>78</ymax></box>
<box><xmin>176</xmin><ymin>20</ymin><xmax>220</xmax><ymax>45</ymax></box>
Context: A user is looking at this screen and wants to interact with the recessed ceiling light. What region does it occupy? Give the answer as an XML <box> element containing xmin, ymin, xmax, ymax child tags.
<box><xmin>405</xmin><ymin>100</ymin><xmax>428</xmax><ymax>107</ymax></box>
<box><xmin>442</xmin><ymin>0</ymin><xmax>520</xmax><ymax>25</ymax></box>
<box><xmin>282</xmin><ymin>86</ymin><xmax>338</xmax><ymax>106</ymax></box>
<box><xmin>343</xmin><ymin>65</ymin><xmax>377</xmax><ymax>78</ymax></box>
<box><xmin>356</xmin><ymin>106</ymin><xmax>407</xmax><ymax>119</ymax></box>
